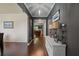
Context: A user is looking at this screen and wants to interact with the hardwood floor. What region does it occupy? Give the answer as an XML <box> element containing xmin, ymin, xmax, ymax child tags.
<box><xmin>0</xmin><ymin>31</ymin><xmax>48</xmax><ymax>56</ymax></box>
<box><xmin>2</xmin><ymin>36</ymin><xmax>48</xmax><ymax>56</ymax></box>
<box><xmin>28</xmin><ymin>31</ymin><xmax>48</xmax><ymax>56</ymax></box>
<box><xmin>3</xmin><ymin>42</ymin><xmax>28</xmax><ymax>56</ymax></box>
<box><xmin>28</xmin><ymin>37</ymin><xmax>48</xmax><ymax>56</ymax></box>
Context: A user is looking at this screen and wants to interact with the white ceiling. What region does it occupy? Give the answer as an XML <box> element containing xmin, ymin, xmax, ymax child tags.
<box><xmin>0</xmin><ymin>3</ymin><xmax>24</xmax><ymax>14</ymax></box>
<box><xmin>24</xmin><ymin>3</ymin><xmax>55</xmax><ymax>17</ymax></box>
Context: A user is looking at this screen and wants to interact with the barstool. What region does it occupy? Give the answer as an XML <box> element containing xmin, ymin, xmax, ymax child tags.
<box><xmin>0</xmin><ymin>33</ymin><xmax>4</xmax><ymax>56</ymax></box>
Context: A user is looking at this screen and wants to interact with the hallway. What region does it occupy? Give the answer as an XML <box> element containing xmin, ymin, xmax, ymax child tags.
<box><xmin>1</xmin><ymin>3</ymin><xmax>79</xmax><ymax>56</ymax></box>
<box><xmin>28</xmin><ymin>31</ymin><xmax>48</xmax><ymax>56</ymax></box>
<box><xmin>0</xmin><ymin>3</ymin><xmax>66</xmax><ymax>56</ymax></box>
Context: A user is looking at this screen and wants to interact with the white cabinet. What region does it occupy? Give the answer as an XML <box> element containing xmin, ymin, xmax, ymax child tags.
<box><xmin>45</xmin><ymin>36</ymin><xmax>66</xmax><ymax>56</ymax></box>
<box><xmin>53</xmin><ymin>42</ymin><xmax>66</xmax><ymax>56</ymax></box>
<box><xmin>45</xmin><ymin>37</ymin><xmax>53</xmax><ymax>56</ymax></box>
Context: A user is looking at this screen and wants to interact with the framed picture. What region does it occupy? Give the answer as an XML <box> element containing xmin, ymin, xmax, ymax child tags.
<box><xmin>52</xmin><ymin>10</ymin><xmax>60</xmax><ymax>29</ymax></box>
<box><xmin>3</xmin><ymin>21</ymin><xmax>14</xmax><ymax>29</ymax></box>
<box><xmin>52</xmin><ymin>10</ymin><xmax>60</xmax><ymax>22</ymax></box>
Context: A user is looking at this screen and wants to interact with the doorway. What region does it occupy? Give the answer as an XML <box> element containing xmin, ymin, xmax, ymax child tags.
<box><xmin>33</xmin><ymin>19</ymin><xmax>46</xmax><ymax>39</ymax></box>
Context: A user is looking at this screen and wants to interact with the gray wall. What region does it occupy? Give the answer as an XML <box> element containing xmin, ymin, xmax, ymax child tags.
<box><xmin>48</xmin><ymin>3</ymin><xmax>79</xmax><ymax>56</ymax></box>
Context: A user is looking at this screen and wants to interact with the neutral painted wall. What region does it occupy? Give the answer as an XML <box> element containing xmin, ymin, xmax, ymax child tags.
<box><xmin>0</xmin><ymin>13</ymin><xmax>28</xmax><ymax>42</ymax></box>
<box><xmin>0</xmin><ymin>3</ymin><xmax>23</xmax><ymax>14</ymax></box>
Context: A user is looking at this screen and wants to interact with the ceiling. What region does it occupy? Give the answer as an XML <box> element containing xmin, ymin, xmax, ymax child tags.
<box><xmin>24</xmin><ymin>3</ymin><xmax>55</xmax><ymax>17</ymax></box>
<box><xmin>0</xmin><ymin>3</ymin><xmax>24</xmax><ymax>14</ymax></box>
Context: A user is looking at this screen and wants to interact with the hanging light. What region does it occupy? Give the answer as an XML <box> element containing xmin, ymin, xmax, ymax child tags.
<box><xmin>38</xmin><ymin>10</ymin><xmax>41</xmax><ymax>15</ymax></box>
